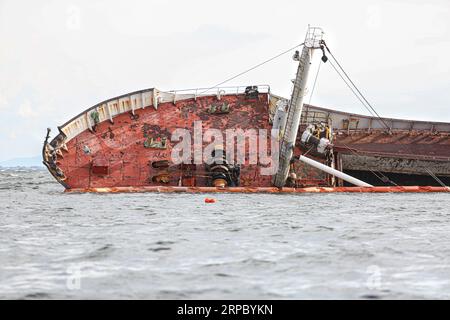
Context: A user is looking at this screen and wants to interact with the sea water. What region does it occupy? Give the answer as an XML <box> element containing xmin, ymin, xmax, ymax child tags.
<box><xmin>0</xmin><ymin>168</ymin><xmax>449</xmax><ymax>299</ymax></box>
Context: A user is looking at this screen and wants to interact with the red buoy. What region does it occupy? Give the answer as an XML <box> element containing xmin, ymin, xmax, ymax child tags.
<box><xmin>204</xmin><ymin>198</ymin><xmax>216</xmax><ymax>203</ymax></box>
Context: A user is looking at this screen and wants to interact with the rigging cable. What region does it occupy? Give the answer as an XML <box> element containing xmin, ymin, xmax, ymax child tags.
<box><xmin>327</xmin><ymin>59</ymin><xmax>398</xmax><ymax>185</ymax></box>
<box><xmin>338</xmin><ymin>142</ymin><xmax>398</xmax><ymax>186</ymax></box>
<box><xmin>200</xmin><ymin>43</ymin><xmax>305</xmax><ymax>94</ymax></box>
<box><xmin>322</xmin><ymin>42</ymin><xmax>391</xmax><ymax>130</ymax></box>
<box><xmin>320</xmin><ymin>42</ymin><xmax>403</xmax><ymax>185</ymax></box>
<box><xmin>425</xmin><ymin>168</ymin><xmax>447</xmax><ymax>187</ymax></box>
<box><xmin>327</xmin><ymin>59</ymin><xmax>378</xmax><ymax>119</ymax></box>
<box><xmin>327</xmin><ymin>48</ymin><xmax>387</xmax><ymax>123</ymax></box>
<box><xmin>327</xmin><ymin>50</ymin><xmax>449</xmax><ymax>187</ymax></box>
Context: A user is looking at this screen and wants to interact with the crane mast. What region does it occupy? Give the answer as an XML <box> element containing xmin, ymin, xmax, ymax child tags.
<box><xmin>273</xmin><ymin>27</ymin><xmax>325</xmax><ymax>187</ymax></box>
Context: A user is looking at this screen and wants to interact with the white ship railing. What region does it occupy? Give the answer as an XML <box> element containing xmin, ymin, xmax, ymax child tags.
<box><xmin>168</xmin><ymin>85</ymin><xmax>270</xmax><ymax>98</ymax></box>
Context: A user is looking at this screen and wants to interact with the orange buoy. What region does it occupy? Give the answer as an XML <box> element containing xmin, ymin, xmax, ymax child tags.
<box><xmin>204</xmin><ymin>198</ymin><xmax>216</xmax><ymax>203</ymax></box>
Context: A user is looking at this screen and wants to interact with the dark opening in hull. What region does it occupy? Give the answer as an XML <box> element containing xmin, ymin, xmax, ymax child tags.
<box><xmin>343</xmin><ymin>170</ymin><xmax>450</xmax><ymax>187</ymax></box>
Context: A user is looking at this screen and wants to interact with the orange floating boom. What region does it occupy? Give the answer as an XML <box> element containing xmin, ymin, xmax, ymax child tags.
<box><xmin>65</xmin><ymin>186</ymin><xmax>450</xmax><ymax>194</ymax></box>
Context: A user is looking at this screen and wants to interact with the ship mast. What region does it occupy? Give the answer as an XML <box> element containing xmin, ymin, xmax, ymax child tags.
<box><xmin>273</xmin><ymin>26</ymin><xmax>325</xmax><ymax>187</ymax></box>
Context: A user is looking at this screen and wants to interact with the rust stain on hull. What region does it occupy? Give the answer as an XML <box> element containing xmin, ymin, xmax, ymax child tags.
<box><xmin>334</xmin><ymin>131</ymin><xmax>450</xmax><ymax>160</ymax></box>
<box><xmin>52</xmin><ymin>93</ymin><xmax>279</xmax><ymax>189</ymax></box>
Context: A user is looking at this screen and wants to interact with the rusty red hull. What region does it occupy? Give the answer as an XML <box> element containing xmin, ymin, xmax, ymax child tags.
<box><xmin>43</xmin><ymin>87</ymin><xmax>450</xmax><ymax>191</ymax></box>
<box><xmin>334</xmin><ymin>131</ymin><xmax>450</xmax><ymax>160</ymax></box>
<box><xmin>49</xmin><ymin>93</ymin><xmax>279</xmax><ymax>189</ymax></box>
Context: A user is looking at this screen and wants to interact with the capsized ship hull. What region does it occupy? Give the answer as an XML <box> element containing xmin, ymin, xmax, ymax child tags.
<box><xmin>302</xmin><ymin>104</ymin><xmax>450</xmax><ymax>186</ymax></box>
<box><xmin>44</xmin><ymin>87</ymin><xmax>278</xmax><ymax>190</ymax></box>
<box><xmin>43</xmin><ymin>86</ymin><xmax>450</xmax><ymax>192</ymax></box>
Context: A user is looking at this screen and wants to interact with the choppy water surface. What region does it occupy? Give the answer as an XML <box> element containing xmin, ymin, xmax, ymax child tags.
<box><xmin>0</xmin><ymin>168</ymin><xmax>449</xmax><ymax>299</ymax></box>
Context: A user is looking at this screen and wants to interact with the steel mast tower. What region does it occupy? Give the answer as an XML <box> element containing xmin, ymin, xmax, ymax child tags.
<box><xmin>273</xmin><ymin>27</ymin><xmax>325</xmax><ymax>187</ymax></box>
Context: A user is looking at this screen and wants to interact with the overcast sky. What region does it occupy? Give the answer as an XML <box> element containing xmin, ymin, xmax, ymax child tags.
<box><xmin>0</xmin><ymin>0</ymin><xmax>449</xmax><ymax>161</ymax></box>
